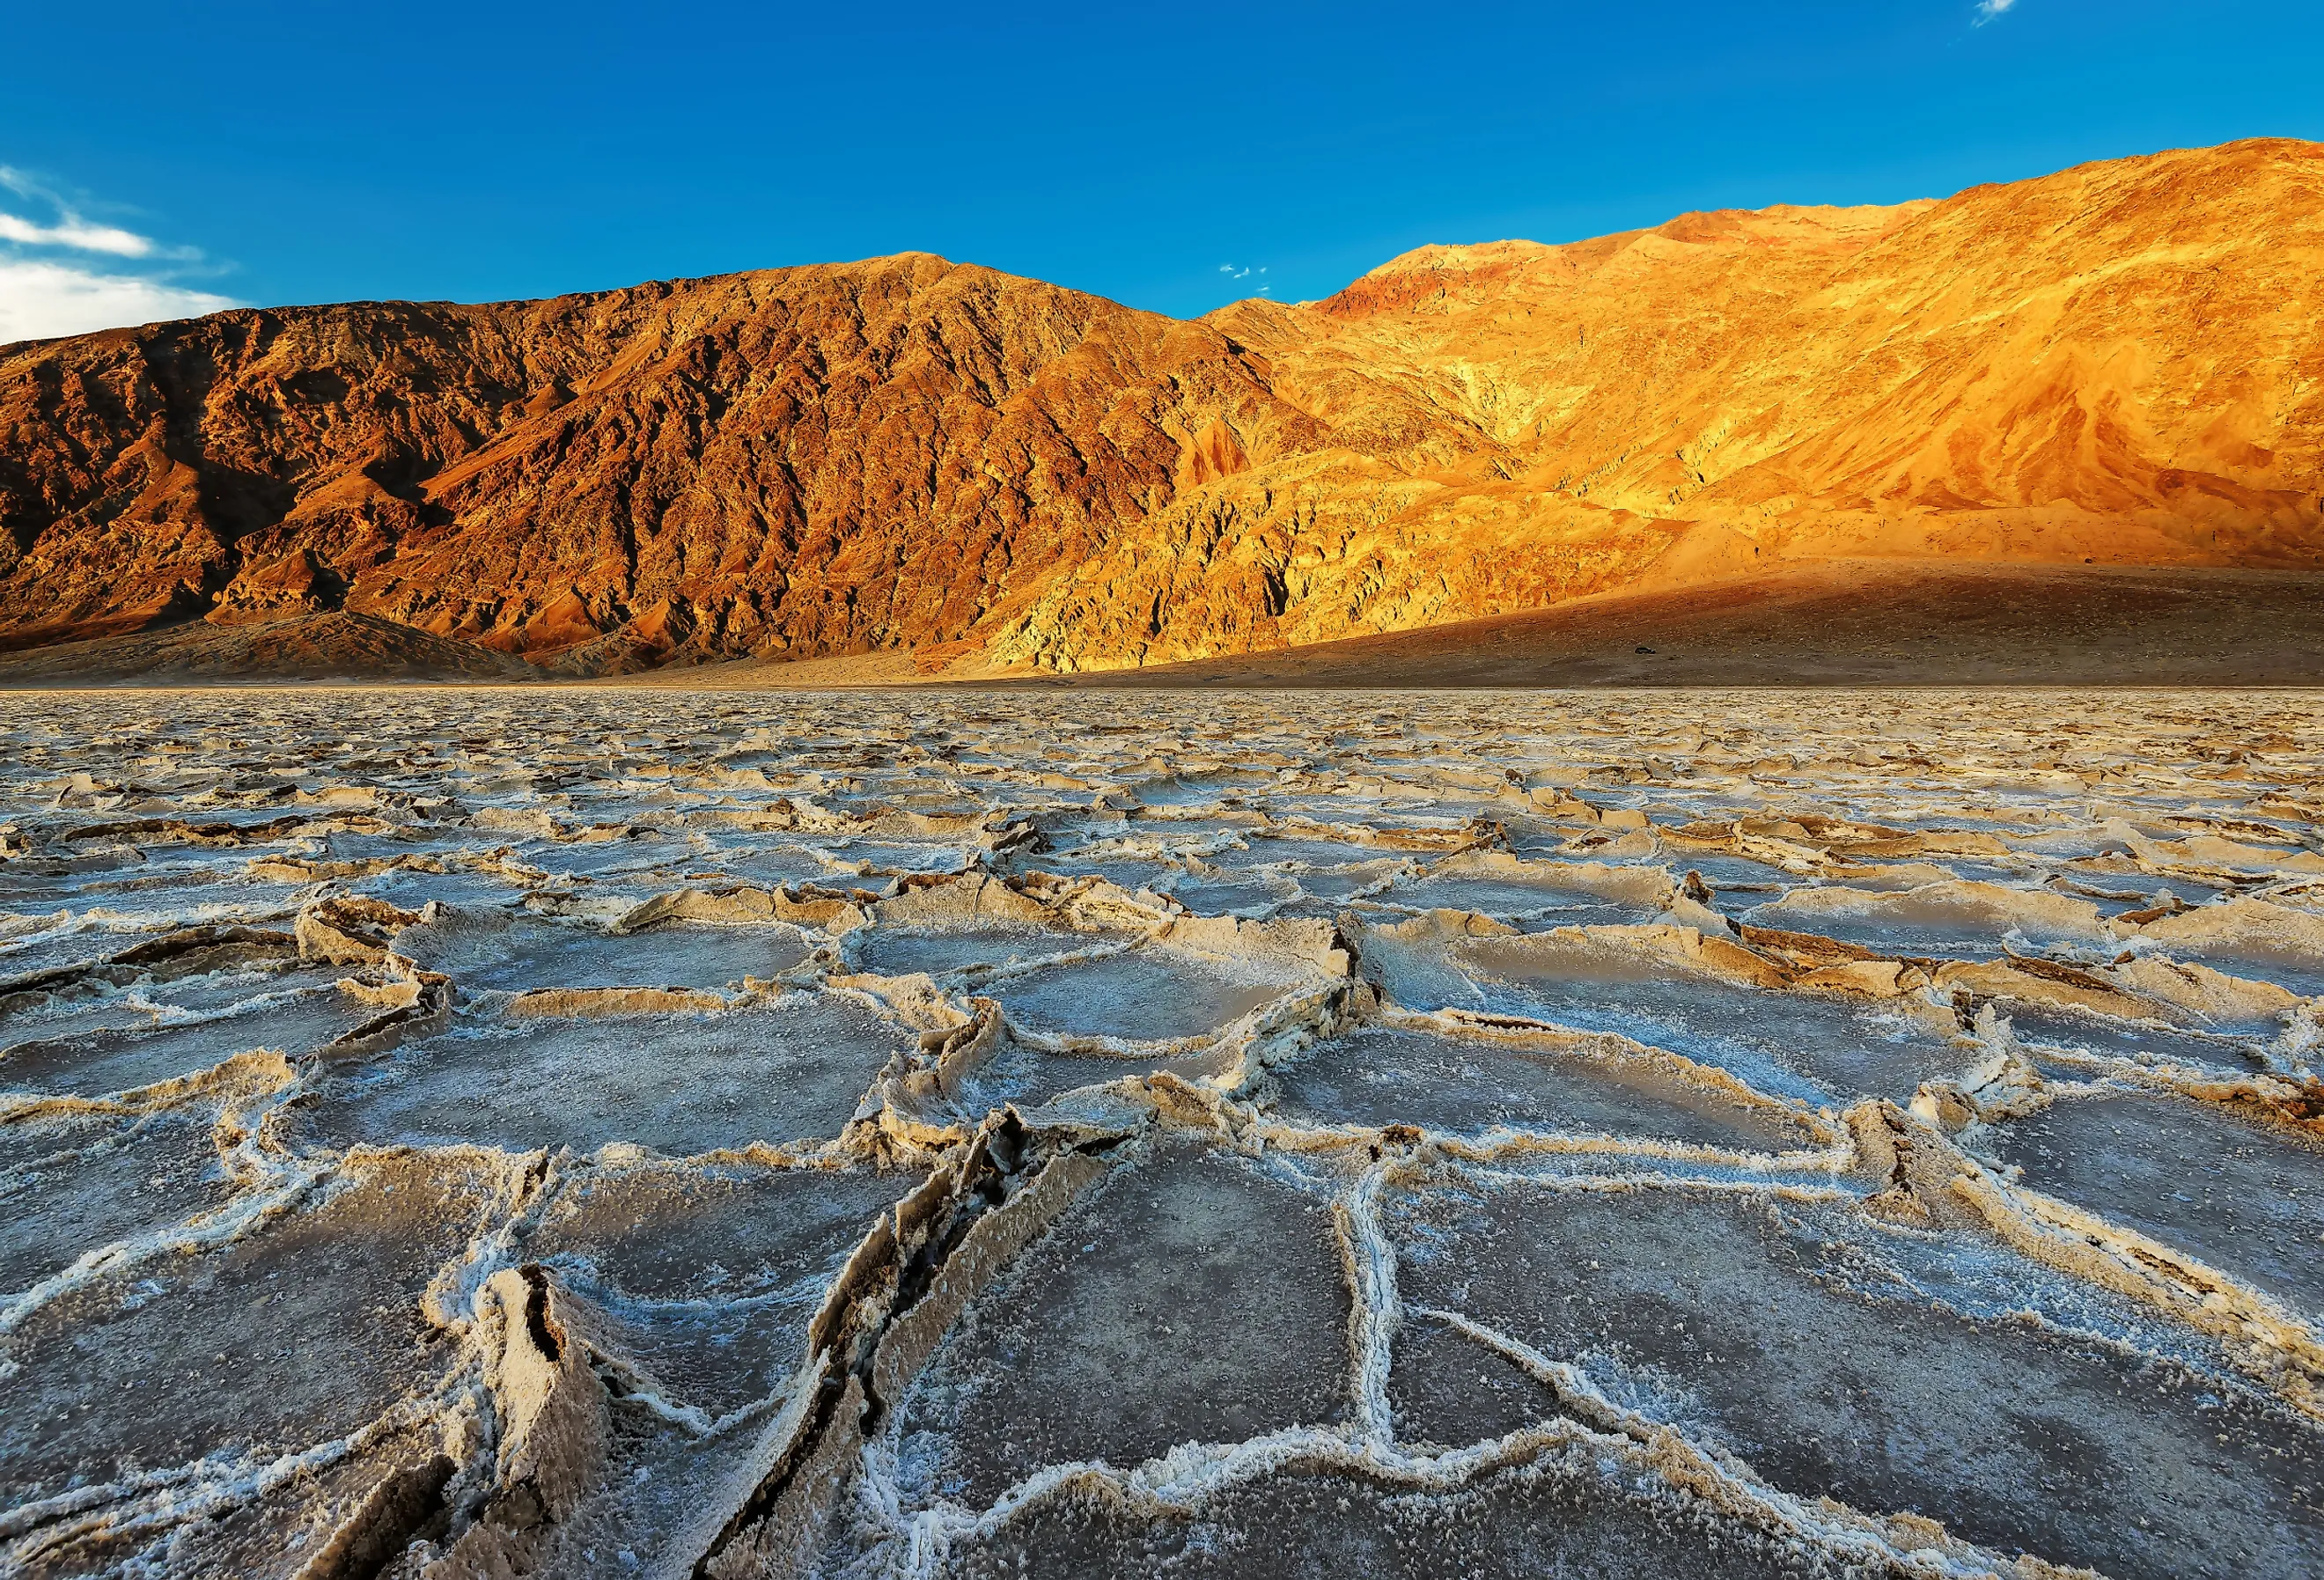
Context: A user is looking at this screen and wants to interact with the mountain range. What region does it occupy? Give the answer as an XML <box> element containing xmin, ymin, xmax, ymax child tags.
<box><xmin>2</xmin><ymin>136</ymin><xmax>2319</xmax><ymax>681</ymax></box>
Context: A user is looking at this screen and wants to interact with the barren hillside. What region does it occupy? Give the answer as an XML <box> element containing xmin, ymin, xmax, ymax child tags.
<box><xmin>2</xmin><ymin>137</ymin><xmax>2317</xmax><ymax>677</ymax></box>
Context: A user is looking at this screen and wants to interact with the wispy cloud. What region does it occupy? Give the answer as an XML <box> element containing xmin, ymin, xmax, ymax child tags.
<box><xmin>1972</xmin><ymin>0</ymin><xmax>2018</xmax><ymax>23</ymax></box>
<box><xmin>0</xmin><ymin>211</ymin><xmax>158</xmax><ymax>257</ymax></box>
<box><xmin>1216</xmin><ymin>262</ymin><xmax>1273</xmax><ymax>295</ymax></box>
<box><xmin>0</xmin><ymin>166</ymin><xmax>240</xmax><ymax>342</ymax></box>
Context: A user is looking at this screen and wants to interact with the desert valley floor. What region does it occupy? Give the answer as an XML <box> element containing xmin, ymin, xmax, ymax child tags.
<box><xmin>1</xmin><ymin>687</ymin><xmax>2320</xmax><ymax>1579</ymax></box>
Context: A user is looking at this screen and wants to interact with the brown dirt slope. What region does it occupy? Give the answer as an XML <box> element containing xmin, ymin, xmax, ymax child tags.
<box><xmin>2</xmin><ymin>138</ymin><xmax>2320</xmax><ymax>680</ymax></box>
<box><xmin>1037</xmin><ymin>562</ymin><xmax>2324</xmax><ymax>689</ymax></box>
<box><xmin>0</xmin><ymin>611</ymin><xmax>535</xmax><ymax>684</ymax></box>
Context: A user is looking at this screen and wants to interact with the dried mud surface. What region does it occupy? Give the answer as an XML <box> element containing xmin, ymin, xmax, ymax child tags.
<box><xmin>2</xmin><ymin>685</ymin><xmax>2322</xmax><ymax>1579</ymax></box>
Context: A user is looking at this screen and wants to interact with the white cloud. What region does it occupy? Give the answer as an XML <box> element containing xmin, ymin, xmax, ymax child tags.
<box><xmin>0</xmin><ymin>257</ymin><xmax>239</xmax><ymax>342</ymax></box>
<box><xmin>0</xmin><ymin>166</ymin><xmax>240</xmax><ymax>342</ymax></box>
<box><xmin>0</xmin><ymin>211</ymin><xmax>154</xmax><ymax>256</ymax></box>
<box><xmin>1973</xmin><ymin>0</ymin><xmax>2017</xmax><ymax>23</ymax></box>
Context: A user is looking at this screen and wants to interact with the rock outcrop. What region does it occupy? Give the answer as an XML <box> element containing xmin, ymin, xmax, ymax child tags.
<box><xmin>3</xmin><ymin>137</ymin><xmax>2320</xmax><ymax>675</ymax></box>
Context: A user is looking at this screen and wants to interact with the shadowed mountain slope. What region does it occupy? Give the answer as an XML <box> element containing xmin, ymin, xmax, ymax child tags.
<box><xmin>0</xmin><ymin>611</ymin><xmax>535</xmax><ymax>684</ymax></box>
<box><xmin>3</xmin><ymin>138</ymin><xmax>2320</xmax><ymax>680</ymax></box>
<box><xmin>1032</xmin><ymin>562</ymin><xmax>2324</xmax><ymax>689</ymax></box>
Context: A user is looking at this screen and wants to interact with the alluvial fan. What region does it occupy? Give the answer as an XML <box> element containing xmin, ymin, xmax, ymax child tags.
<box><xmin>0</xmin><ymin>686</ymin><xmax>2320</xmax><ymax>1578</ymax></box>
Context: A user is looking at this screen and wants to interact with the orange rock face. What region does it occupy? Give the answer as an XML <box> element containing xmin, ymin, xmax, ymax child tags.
<box><xmin>2</xmin><ymin>139</ymin><xmax>2319</xmax><ymax>673</ymax></box>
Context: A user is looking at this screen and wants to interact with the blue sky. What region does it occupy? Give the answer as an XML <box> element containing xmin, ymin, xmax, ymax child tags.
<box><xmin>2</xmin><ymin>0</ymin><xmax>2319</xmax><ymax>339</ymax></box>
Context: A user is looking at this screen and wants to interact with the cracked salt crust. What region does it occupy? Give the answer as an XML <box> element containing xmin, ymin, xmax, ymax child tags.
<box><xmin>0</xmin><ymin>687</ymin><xmax>2318</xmax><ymax>1576</ymax></box>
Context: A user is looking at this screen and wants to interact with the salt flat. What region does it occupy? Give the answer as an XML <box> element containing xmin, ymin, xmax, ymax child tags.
<box><xmin>1</xmin><ymin>687</ymin><xmax>2320</xmax><ymax>1578</ymax></box>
